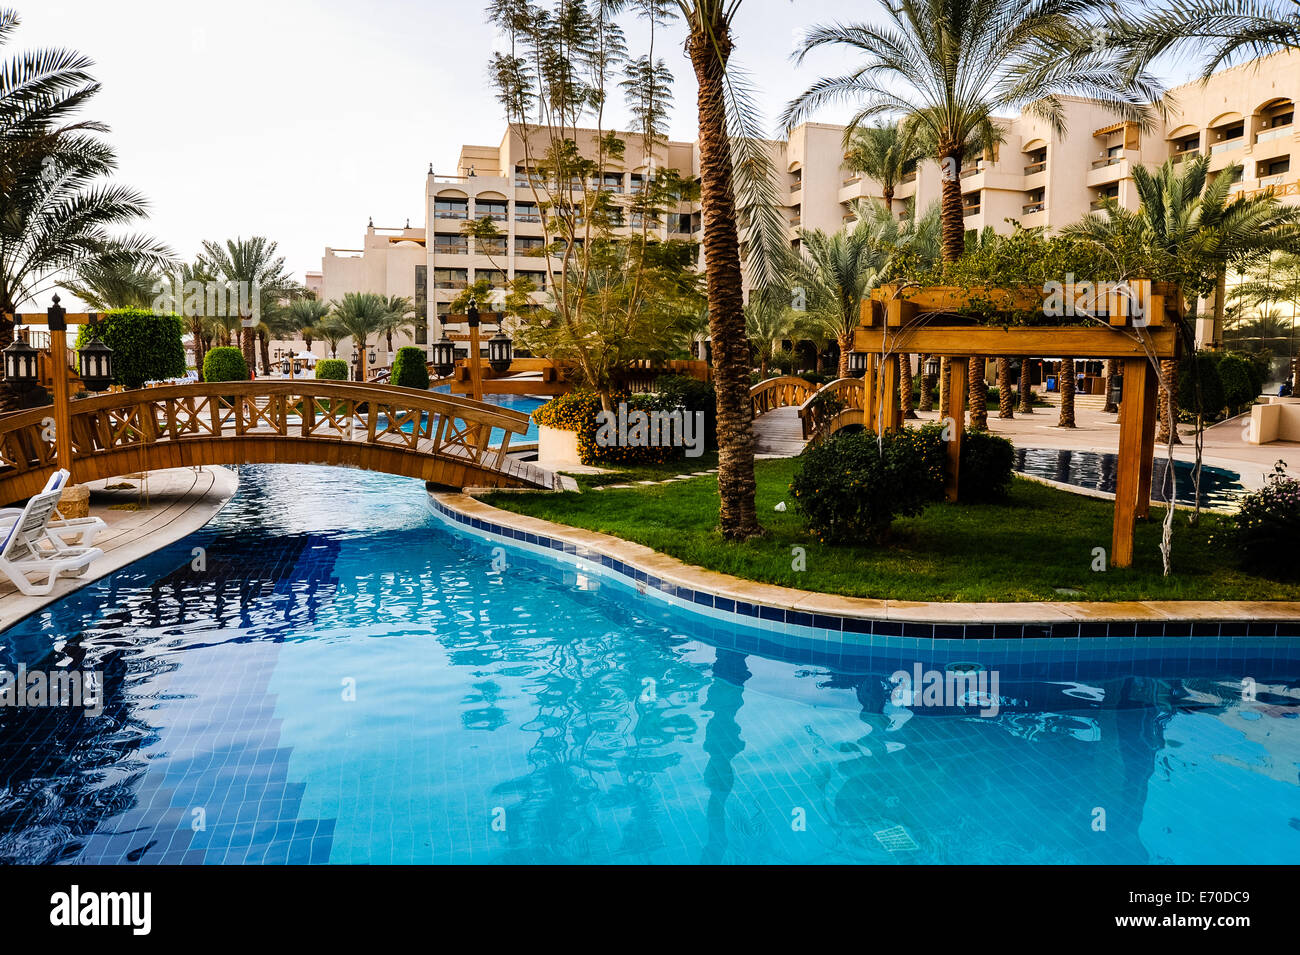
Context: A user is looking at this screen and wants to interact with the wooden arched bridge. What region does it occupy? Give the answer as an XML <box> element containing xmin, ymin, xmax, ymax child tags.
<box><xmin>748</xmin><ymin>376</ymin><xmax>868</xmax><ymax>454</ymax></box>
<box><xmin>0</xmin><ymin>380</ymin><xmax>568</xmax><ymax>505</ymax></box>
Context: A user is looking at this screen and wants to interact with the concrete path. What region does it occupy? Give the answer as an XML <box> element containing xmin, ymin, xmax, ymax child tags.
<box><xmin>0</xmin><ymin>466</ymin><xmax>239</xmax><ymax>631</ymax></box>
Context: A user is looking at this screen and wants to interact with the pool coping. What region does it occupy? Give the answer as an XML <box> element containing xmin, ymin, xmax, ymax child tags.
<box><xmin>428</xmin><ymin>490</ymin><xmax>1300</xmax><ymax>639</ymax></box>
<box><xmin>0</xmin><ymin>466</ymin><xmax>240</xmax><ymax>631</ymax></box>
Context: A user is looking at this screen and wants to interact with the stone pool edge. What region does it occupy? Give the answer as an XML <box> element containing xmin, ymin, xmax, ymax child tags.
<box><xmin>428</xmin><ymin>490</ymin><xmax>1300</xmax><ymax>639</ymax></box>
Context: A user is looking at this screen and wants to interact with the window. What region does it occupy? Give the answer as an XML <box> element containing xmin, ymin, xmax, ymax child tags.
<box><xmin>1267</xmin><ymin>157</ymin><xmax>1291</xmax><ymax>176</ymax></box>
<box><xmin>434</xmin><ymin>196</ymin><xmax>468</xmax><ymax>219</ymax></box>
<box><xmin>477</xmin><ymin>268</ymin><xmax>507</xmax><ymax>289</ymax></box>
<box><xmin>476</xmin><ymin>236</ymin><xmax>508</xmax><ymax>256</ymax></box>
<box><xmin>516</xmin><ymin>270</ymin><xmax>547</xmax><ymax>291</ymax></box>
<box><xmin>432</xmin><ymin>233</ymin><xmax>468</xmax><ymax>254</ymax></box>
<box><xmin>593</xmin><ymin>171</ymin><xmax>623</xmax><ymax>192</ymax></box>
<box><xmin>516</xmin><ymin>201</ymin><xmax>540</xmax><ymax>222</ymax></box>
<box><xmin>433</xmin><ymin>268</ymin><xmax>468</xmax><ymax>289</ymax></box>
<box><xmin>515</xmin><ymin>236</ymin><xmax>546</xmax><ymax>254</ymax></box>
<box><xmin>414</xmin><ymin>324</ymin><xmax>428</xmax><ymax>345</ymax></box>
<box><xmin>475</xmin><ymin>198</ymin><xmax>508</xmax><ymax>221</ymax></box>
<box><xmin>668</xmin><ymin>213</ymin><xmax>691</xmax><ymax>234</ymax></box>
<box><xmin>1274</xmin><ymin>112</ymin><xmax>1294</xmax><ymax>128</ymax></box>
<box><xmin>629</xmin><ymin>173</ymin><xmax>645</xmax><ymax>194</ymax></box>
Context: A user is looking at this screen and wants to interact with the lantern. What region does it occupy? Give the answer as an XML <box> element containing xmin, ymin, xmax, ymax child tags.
<box><xmin>847</xmin><ymin>350</ymin><xmax>868</xmax><ymax>375</ymax></box>
<box><xmin>431</xmin><ymin>334</ymin><xmax>456</xmax><ymax>377</ymax></box>
<box><xmin>2</xmin><ymin>335</ymin><xmax>39</xmax><ymax>388</ymax></box>
<box><xmin>925</xmin><ymin>356</ymin><xmax>941</xmax><ymax>378</ymax></box>
<box><xmin>368</xmin><ymin>349</ymin><xmax>377</xmax><ymax>365</ymax></box>
<box><xmin>1108</xmin><ymin>370</ymin><xmax>1124</xmax><ymax>408</ymax></box>
<box><xmin>76</xmin><ymin>337</ymin><xmax>115</xmax><ymax>392</ymax></box>
<box><xmin>488</xmin><ymin>332</ymin><xmax>513</xmax><ymax>374</ymax></box>
<box><xmin>280</xmin><ymin>358</ymin><xmax>291</xmax><ymax>376</ymax></box>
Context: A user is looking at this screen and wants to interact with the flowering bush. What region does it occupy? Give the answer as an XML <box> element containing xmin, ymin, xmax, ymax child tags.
<box><xmin>533</xmin><ymin>390</ymin><xmax>681</xmax><ymax>466</ymax></box>
<box><xmin>1222</xmin><ymin>463</ymin><xmax>1300</xmax><ymax>578</ymax></box>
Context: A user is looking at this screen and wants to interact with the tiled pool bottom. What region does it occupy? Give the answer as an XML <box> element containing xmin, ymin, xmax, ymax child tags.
<box><xmin>1</xmin><ymin>465</ymin><xmax>1297</xmax><ymax>864</ymax></box>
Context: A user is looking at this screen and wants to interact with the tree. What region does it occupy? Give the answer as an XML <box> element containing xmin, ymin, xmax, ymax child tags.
<box><xmin>327</xmin><ymin>291</ymin><xmax>388</xmax><ymax>379</ymax></box>
<box><xmin>380</xmin><ymin>295</ymin><xmax>418</xmax><ymax>354</ymax></box>
<box><xmin>285</xmin><ymin>296</ymin><xmax>330</xmax><ymax>351</ymax></box>
<box><xmin>842</xmin><ymin>120</ymin><xmax>918</xmax><ymax>214</ymax></box>
<box><xmin>996</xmin><ymin>357</ymin><xmax>1014</xmax><ymax>419</ymax></box>
<box><xmin>63</xmin><ymin>258</ymin><xmax>161</xmax><ymax>310</ymax></box>
<box><xmin>745</xmin><ymin>293</ymin><xmax>794</xmax><ymax>377</ymax></box>
<box><xmin>783</xmin><ymin>0</ymin><xmax>1160</xmax><ymax>439</ymax></box>
<box><xmin>198</xmin><ymin>236</ymin><xmax>295</xmax><ymax>373</ymax></box>
<box><xmin>0</xmin><ymin>10</ymin><xmax>171</xmax><ymax>410</ymax></box>
<box><xmin>1057</xmin><ymin>357</ymin><xmax>1077</xmax><ymax>428</ymax></box>
<box><xmin>1107</xmin><ymin>0</ymin><xmax>1300</xmax><ymax>78</ymax></box>
<box><xmin>316</xmin><ymin>318</ymin><xmax>347</xmax><ymax>358</ymax></box>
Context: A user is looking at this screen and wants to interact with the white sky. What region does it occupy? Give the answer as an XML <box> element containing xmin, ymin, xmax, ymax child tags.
<box><xmin>18</xmin><ymin>0</ymin><xmax>1192</xmax><ymax>301</ymax></box>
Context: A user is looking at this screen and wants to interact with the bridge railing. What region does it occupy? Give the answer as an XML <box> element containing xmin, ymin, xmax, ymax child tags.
<box><xmin>749</xmin><ymin>376</ymin><xmax>815</xmax><ymax>417</ymax></box>
<box><xmin>0</xmin><ymin>380</ymin><xmax>531</xmax><ymax>497</ymax></box>
<box><xmin>797</xmin><ymin>377</ymin><xmax>865</xmax><ymax>439</ymax></box>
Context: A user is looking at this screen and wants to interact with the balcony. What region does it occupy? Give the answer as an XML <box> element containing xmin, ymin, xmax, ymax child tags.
<box><xmin>1023</xmin><ymin>161</ymin><xmax>1047</xmax><ymax>176</ymax></box>
<box><xmin>434</xmin><ymin>210</ymin><xmax>468</xmax><ymax>220</ymax></box>
<box><xmin>962</xmin><ymin>205</ymin><xmax>981</xmax><ymax>218</ymax></box>
<box><xmin>1089</xmin><ymin>197</ymin><xmax>1117</xmax><ymax>210</ymax></box>
<box><xmin>959</xmin><ymin>167</ymin><xmax>980</xmax><ymax>179</ymax></box>
<box><xmin>1256</xmin><ymin>124</ymin><xmax>1292</xmax><ymax>145</ymax></box>
<box><xmin>1022</xmin><ymin>201</ymin><xmax>1045</xmax><ymax>215</ymax></box>
<box><xmin>900</xmin><ymin>170</ymin><xmax>917</xmax><ymax>183</ymax></box>
<box><xmin>1091</xmin><ymin>156</ymin><xmax>1121</xmax><ymax>169</ymax></box>
<box><xmin>476</xmin><ymin>242</ymin><xmax>507</xmax><ymax>257</ymax></box>
<box><xmin>842</xmin><ymin>176</ymin><xmax>860</xmax><ymax>187</ymax></box>
<box><xmin>1210</xmin><ymin>137</ymin><xmax>1244</xmax><ymax>155</ymax></box>
<box><xmin>1171</xmin><ymin>148</ymin><xmax>1201</xmax><ymax>163</ymax></box>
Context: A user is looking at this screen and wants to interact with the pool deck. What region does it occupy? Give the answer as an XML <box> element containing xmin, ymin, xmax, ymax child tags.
<box><xmin>0</xmin><ymin>466</ymin><xmax>239</xmax><ymax>631</ymax></box>
<box><xmin>432</xmin><ymin>490</ymin><xmax>1300</xmax><ymax>635</ymax></box>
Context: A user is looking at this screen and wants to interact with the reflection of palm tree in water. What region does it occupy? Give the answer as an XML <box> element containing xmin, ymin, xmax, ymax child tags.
<box><xmin>700</xmin><ymin>649</ymin><xmax>751</xmax><ymax>864</ymax></box>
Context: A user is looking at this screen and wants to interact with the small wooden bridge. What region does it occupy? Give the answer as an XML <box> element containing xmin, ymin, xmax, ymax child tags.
<box><xmin>749</xmin><ymin>376</ymin><xmax>868</xmax><ymax>455</ymax></box>
<box><xmin>0</xmin><ymin>380</ymin><xmax>568</xmax><ymax>504</ymax></box>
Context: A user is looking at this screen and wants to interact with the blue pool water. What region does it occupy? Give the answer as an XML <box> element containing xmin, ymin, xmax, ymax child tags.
<box><xmin>437</xmin><ymin>388</ymin><xmax>544</xmax><ymax>444</ymax></box>
<box><xmin>1015</xmin><ymin>447</ymin><xmax>1246</xmax><ymax>508</ymax></box>
<box><xmin>0</xmin><ymin>465</ymin><xmax>1296</xmax><ymax>864</ymax></box>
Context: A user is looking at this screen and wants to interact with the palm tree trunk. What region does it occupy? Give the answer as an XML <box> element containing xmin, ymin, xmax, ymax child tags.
<box><xmin>259</xmin><ymin>328</ymin><xmax>271</xmax><ymax>376</ymax></box>
<box><xmin>938</xmin><ymin>149</ymin><xmax>965</xmax><ymax>264</ymax></box>
<box><xmin>918</xmin><ymin>354</ymin><xmax>933</xmax><ymax>411</ymax></box>
<box><xmin>837</xmin><ymin>333</ymin><xmax>851</xmax><ymax>379</ymax></box>
<box><xmin>1157</xmin><ymin>359</ymin><xmax>1181</xmax><ymax>444</ymax></box>
<box><xmin>898</xmin><ymin>353</ymin><xmax>916</xmax><ymax>418</ymax></box>
<box><xmin>1102</xmin><ymin>359</ymin><xmax>1118</xmax><ymax>413</ymax></box>
<box><xmin>1057</xmin><ymin>358</ymin><xmax>1076</xmax><ymax>428</ymax></box>
<box><xmin>996</xmin><ymin>357</ymin><xmax>1014</xmax><ymax>418</ymax></box>
<box><xmin>241</xmin><ymin>325</ymin><xmax>256</xmax><ymax>374</ymax></box>
<box><xmin>938</xmin><ymin>357</ymin><xmax>950</xmax><ymax>414</ymax></box>
<box><xmin>1018</xmin><ymin>358</ymin><xmax>1034</xmax><ymax>414</ymax></box>
<box><xmin>968</xmin><ymin>359</ymin><xmax>988</xmax><ymax>430</ymax></box>
<box><xmin>690</xmin><ymin>26</ymin><xmax>760</xmax><ymax>540</ymax></box>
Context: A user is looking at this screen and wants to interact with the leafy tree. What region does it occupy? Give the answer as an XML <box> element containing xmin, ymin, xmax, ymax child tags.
<box><xmin>198</xmin><ymin>236</ymin><xmax>296</xmax><ymax>373</ymax></box>
<box><xmin>75</xmin><ymin>309</ymin><xmax>186</xmax><ymax>387</ymax></box>
<box><xmin>327</xmin><ymin>291</ymin><xmax>388</xmax><ymax>379</ymax></box>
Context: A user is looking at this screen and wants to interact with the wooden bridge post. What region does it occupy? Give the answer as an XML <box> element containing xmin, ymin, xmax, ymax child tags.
<box><xmin>944</xmin><ymin>357</ymin><xmax>968</xmax><ymax>502</ymax></box>
<box><xmin>1112</xmin><ymin>357</ymin><xmax>1157</xmax><ymax>567</ymax></box>
<box><xmin>879</xmin><ymin>355</ymin><xmax>902</xmax><ymax>433</ymax></box>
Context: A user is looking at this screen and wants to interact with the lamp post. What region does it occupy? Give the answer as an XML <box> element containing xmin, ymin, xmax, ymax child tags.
<box><xmin>847</xmin><ymin>350</ymin><xmax>868</xmax><ymax>377</ymax></box>
<box><xmin>466</xmin><ymin>297</ymin><xmax>483</xmax><ymax>401</ymax></box>
<box><xmin>431</xmin><ymin>333</ymin><xmax>456</xmax><ymax>378</ymax></box>
<box><xmin>45</xmin><ymin>295</ymin><xmax>75</xmax><ymax>481</ymax></box>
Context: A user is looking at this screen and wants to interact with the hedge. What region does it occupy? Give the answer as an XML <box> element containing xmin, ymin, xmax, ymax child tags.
<box><xmin>201</xmin><ymin>346</ymin><xmax>248</xmax><ymax>383</ymax></box>
<box><xmin>390</xmin><ymin>347</ymin><xmax>430</xmax><ymax>390</ymax></box>
<box><xmin>75</xmin><ymin>309</ymin><xmax>186</xmax><ymax>388</ymax></box>
<box><xmin>315</xmin><ymin>359</ymin><xmax>349</xmax><ymax>381</ymax></box>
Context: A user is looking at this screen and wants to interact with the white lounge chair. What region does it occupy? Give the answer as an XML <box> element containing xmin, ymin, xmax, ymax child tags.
<box><xmin>0</xmin><ymin>487</ymin><xmax>103</xmax><ymax>596</ymax></box>
<box><xmin>0</xmin><ymin>470</ymin><xmax>106</xmax><ymax>548</ymax></box>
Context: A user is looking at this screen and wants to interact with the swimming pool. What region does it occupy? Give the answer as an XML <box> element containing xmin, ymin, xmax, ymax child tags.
<box><xmin>0</xmin><ymin>465</ymin><xmax>1295</xmax><ymax>864</ymax></box>
<box><xmin>434</xmin><ymin>388</ymin><xmax>545</xmax><ymax>444</ymax></box>
<box><xmin>1015</xmin><ymin>447</ymin><xmax>1246</xmax><ymax>508</ymax></box>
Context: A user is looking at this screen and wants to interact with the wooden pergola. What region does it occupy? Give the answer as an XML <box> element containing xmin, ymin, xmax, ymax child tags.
<box><xmin>853</xmin><ymin>282</ymin><xmax>1183</xmax><ymax>568</ymax></box>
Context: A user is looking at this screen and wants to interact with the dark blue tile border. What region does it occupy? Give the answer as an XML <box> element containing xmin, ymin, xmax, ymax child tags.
<box><xmin>428</xmin><ymin>496</ymin><xmax>1300</xmax><ymax>643</ymax></box>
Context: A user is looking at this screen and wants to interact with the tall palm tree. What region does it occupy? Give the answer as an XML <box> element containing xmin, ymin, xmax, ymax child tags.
<box><xmin>62</xmin><ymin>258</ymin><xmax>162</xmax><ymax>310</ymax></box>
<box><xmin>790</xmin><ymin>220</ymin><xmax>886</xmax><ymax>379</ymax></box>
<box><xmin>329</xmin><ymin>291</ymin><xmax>389</xmax><ymax>380</ymax></box>
<box><xmin>0</xmin><ymin>10</ymin><xmax>171</xmax><ymax>410</ymax></box>
<box><xmin>783</xmin><ymin>0</ymin><xmax>1160</xmax><ymax>437</ymax></box>
<box><xmin>1057</xmin><ymin>357</ymin><xmax>1077</xmax><ymax>428</ymax></box>
<box><xmin>745</xmin><ymin>293</ymin><xmax>794</xmax><ymax>378</ymax></box>
<box><xmin>842</xmin><ymin>120</ymin><xmax>919</xmax><ymax>214</ymax></box>
<box><xmin>379</xmin><ymin>295</ymin><xmax>418</xmax><ymax>354</ymax></box>
<box><xmin>996</xmin><ymin>357</ymin><xmax>1015</xmax><ymax>418</ymax></box>
<box><xmin>316</xmin><ymin>317</ymin><xmax>347</xmax><ymax>359</ymax></box>
<box><xmin>675</xmin><ymin>0</ymin><xmax>788</xmax><ymax>540</ymax></box>
<box><xmin>199</xmin><ymin>236</ymin><xmax>295</xmax><ymax>373</ymax></box>
<box><xmin>1108</xmin><ymin>0</ymin><xmax>1300</xmax><ymax>78</ymax></box>
<box><xmin>1063</xmin><ymin>154</ymin><xmax>1300</xmax><ymax>441</ymax></box>
<box><xmin>286</xmin><ymin>297</ymin><xmax>329</xmax><ymax>352</ymax></box>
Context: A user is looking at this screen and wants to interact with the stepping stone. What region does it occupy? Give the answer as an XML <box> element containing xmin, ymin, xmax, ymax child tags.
<box><xmin>604</xmin><ymin>483</ymin><xmax>633</xmax><ymax>489</ymax></box>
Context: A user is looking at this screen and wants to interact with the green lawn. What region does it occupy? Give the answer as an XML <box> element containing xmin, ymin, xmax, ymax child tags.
<box><xmin>483</xmin><ymin>458</ymin><xmax>1298</xmax><ymax>602</ymax></box>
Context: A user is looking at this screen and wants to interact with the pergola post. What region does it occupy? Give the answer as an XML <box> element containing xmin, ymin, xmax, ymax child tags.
<box><xmin>878</xmin><ymin>353</ymin><xmax>901</xmax><ymax>432</ymax></box>
<box><xmin>944</xmin><ymin>357</ymin><xmax>968</xmax><ymax>503</ymax></box>
<box><xmin>1113</xmin><ymin>357</ymin><xmax>1157</xmax><ymax>567</ymax></box>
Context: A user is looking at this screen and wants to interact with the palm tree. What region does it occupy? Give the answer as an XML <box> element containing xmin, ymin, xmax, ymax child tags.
<box><xmin>285</xmin><ymin>296</ymin><xmax>329</xmax><ymax>352</ymax></box>
<box><xmin>199</xmin><ymin>236</ymin><xmax>295</xmax><ymax>373</ymax></box>
<box><xmin>996</xmin><ymin>357</ymin><xmax>1015</xmax><ymax>418</ymax></box>
<box><xmin>1057</xmin><ymin>358</ymin><xmax>1077</xmax><ymax>428</ymax></box>
<box><xmin>674</xmin><ymin>0</ymin><xmax>788</xmax><ymax>540</ymax></box>
<box><xmin>62</xmin><ymin>258</ymin><xmax>162</xmax><ymax>310</ymax></box>
<box><xmin>783</xmin><ymin>0</ymin><xmax>1160</xmax><ymax>438</ymax></box>
<box><xmin>1063</xmin><ymin>154</ymin><xmax>1300</xmax><ymax>441</ymax></box>
<box><xmin>790</xmin><ymin>219</ymin><xmax>887</xmax><ymax>379</ymax></box>
<box><xmin>745</xmin><ymin>293</ymin><xmax>794</xmax><ymax>378</ymax></box>
<box><xmin>0</xmin><ymin>10</ymin><xmax>171</xmax><ymax>409</ymax></box>
<box><xmin>842</xmin><ymin>121</ymin><xmax>918</xmax><ymax>214</ymax></box>
<box><xmin>1107</xmin><ymin>1</ymin><xmax>1300</xmax><ymax>78</ymax></box>
<box><xmin>316</xmin><ymin>318</ymin><xmax>347</xmax><ymax>359</ymax></box>
<box><xmin>329</xmin><ymin>291</ymin><xmax>389</xmax><ymax>380</ymax></box>
<box><xmin>379</xmin><ymin>295</ymin><xmax>419</xmax><ymax>354</ymax></box>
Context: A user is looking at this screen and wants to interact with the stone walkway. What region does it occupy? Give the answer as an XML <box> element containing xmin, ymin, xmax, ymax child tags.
<box><xmin>0</xmin><ymin>466</ymin><xmax>239</xmax><ymax>630</ymax></box>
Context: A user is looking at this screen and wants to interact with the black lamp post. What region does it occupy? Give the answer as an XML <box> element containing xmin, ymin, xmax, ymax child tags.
<box><xmin>2</xmin><ymin>330</ymin><xmax>39</xmax><ymax>388</ymax></box>
<box><xmin>847</xmin><ymin>350</ymin><xmax>868</xmax><ymax>376</ymax></box>
<box><xmin>465</xmin><ymin>297</ymin><xmax>483</xmax><ymax>400</ymax></box>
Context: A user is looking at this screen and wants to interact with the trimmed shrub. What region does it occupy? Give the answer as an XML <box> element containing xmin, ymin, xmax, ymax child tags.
<box><xmin>75</xmin><ymin>309</ymin><xmax>186</xmax><ymax>388</ymax></box>
<box><xmin>958</xmin><ymin>429</ymin><xmax>1016</xmax><ymax>501</ymax></box>
<box><xmin>1222</xmin><ymin>464</ymin><xmax>1300</xmax><ymax>578</ymax></box>
<box><xmin>201</xmin><ymin>346</ymin><xmax>248</xmax><ymax>383</ymax></box>
<box><xmin>1217</xmin><ymin>353</ymin><xmax>1257</xmax><ymax>413</ymax></box>
<box><xmin>315</xmin><ymin>359</ymin><xmax>349</xmax><ymax>381</ymax></box>
<box><xmin>534</xmin><ymin>390</ymin><xmax>683</xmax><ymax>466</ymax></box>
<box><xmin>390</xmin><ymin>347</ymin><xmax>430</xmax><ymax>390</ymax></box>
<box><xmin>1177</xmin><ymin>351</ymin><xmax>1225</xmax><ymax>419</ymax></box>
<box><xmin>790</xmin><ymin>430</ymin><xmax>942</xmax><ymax>543</ymax></box>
